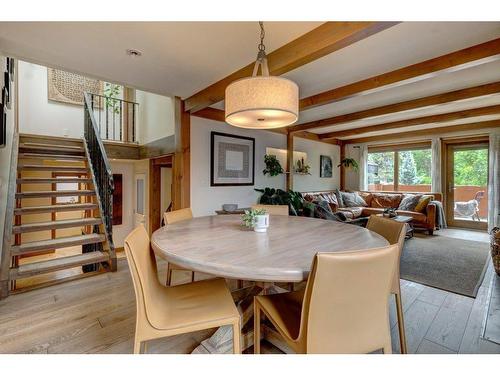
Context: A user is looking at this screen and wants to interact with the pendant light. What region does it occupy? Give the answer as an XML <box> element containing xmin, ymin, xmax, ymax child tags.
<box><xmin>225</xmin><ymin>22</ymin><xmax>299</xmax><ymax>129</ymax></box>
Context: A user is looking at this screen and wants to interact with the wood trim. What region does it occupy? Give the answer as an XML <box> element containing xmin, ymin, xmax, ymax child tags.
<box><xmin>0</xmin><ymin>133</ymin><xmax>19</xmax><ymax>298</ymax></box>
<box><xmin>286</xmin><ymin>133</ymin><xmax>294</xmax><ymax>191</ymax></box>
<box><xmin>290</xmin><ymin>81</ymin><xmax>500</xmax><ymax>133</ymax></box>
<box><xmin>368</xmin><ymin>141</ymin><xmax>432</xmax><ymax>153</ymax></box>
<box><xmin>172</xmin><ymin>98</ymin><xmax>190</xmax><ymax>210</ymax></box>
<box><xmin>342</xmin><ymin>119</ymin><xmax>500</xmax><ymax>144</ymax></box>
<box><xmin>319</xmin><ymin>105</ymin><xmax>500</xmax><ymax>140</ymax></box>
<box><xmin>299</xmin><ymin>37</ymin><xmax>500</xmax><ymax>111</ymax></box>
<box><xmin>185</xmin><ymin>22</ymin><xmax>399</xmax><ymax>113</ymax></box>
<box><xmin>148</xmin><ymin>155</ymin><xmax>174</xmax><ymax>235</ymax></box>
<box><xmin>393</xmin><ymin>151</ymin><xmax>399</xmax><ymax>192</ymax></box>
<box><xmin>339</xmin><ymin>141</ymin><xmax>346</xmax><ymax>190</ymax></box>
<box><xmin>138</xmin><ymin>135</ymin><xmax>175</xmax><ymax>159</ymax></box>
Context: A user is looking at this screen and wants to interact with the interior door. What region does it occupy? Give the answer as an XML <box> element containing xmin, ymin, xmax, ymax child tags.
<box><xmin>445</xmin><ymin>141</ymin><xmax>489</xmax><ymax>230</ymax></box>
<box><xmin>134</xmin><ymin>174</ymin><xmax>146</xmax><ymax>228</ymax></box>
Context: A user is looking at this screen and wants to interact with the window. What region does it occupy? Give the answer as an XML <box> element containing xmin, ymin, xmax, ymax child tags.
<box><xmin>368</xmin><ymin>145</ymin><xmax>432</xmax><ymax>193</ymax></box>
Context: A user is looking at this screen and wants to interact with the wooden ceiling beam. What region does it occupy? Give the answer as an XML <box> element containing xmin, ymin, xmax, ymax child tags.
<box><xmin>184</xmin><ymin>22</ymin><xmax>399</xmax><ymax>113</ymax></box>
<box><xmin>299</xmin><ymin>37</ymin><xmax>500</xmax><ymax>111</ymax></box>
<box><xmin>191</xmin><ymin>107</ymin><xmax>339</xmax><ymax>144</ymax></box>
<box><xmin>318</xmin><ymin>104</ymin><xmax>500</xmax><ymax>140</ymax></box>
<box><xmin>342</xmin><ymin>119</ymin><xmax>500</xmax><ymax>144</ymax></box>
<box><xmin>289</xmin><ymin>81</ymin><xmax>500</xmax><ymax>133</ymax></box>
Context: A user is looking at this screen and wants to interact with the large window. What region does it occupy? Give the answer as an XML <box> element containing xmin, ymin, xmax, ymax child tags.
<box><xmin>368</xmin><ymin>145</ymin><xmax>432</xmax><ymax>193</ymax></box>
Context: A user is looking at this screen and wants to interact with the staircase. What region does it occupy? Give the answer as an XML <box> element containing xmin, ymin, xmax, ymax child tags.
<box><xmin>6</xmin><ymin>132</ymin><xmax>116</xmax><ymax>293</ymax></box>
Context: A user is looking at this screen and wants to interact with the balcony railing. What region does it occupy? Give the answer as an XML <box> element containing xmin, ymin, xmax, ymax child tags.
<box><xmin>88</xmin><ymin>93</ymin><xmax>138</xmax><ymax>143</ymax></box>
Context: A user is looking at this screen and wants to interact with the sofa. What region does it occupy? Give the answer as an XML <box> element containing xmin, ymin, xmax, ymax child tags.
<box><xmin>301</xmin><ymin>190</ymin><xmax>442</xmax><ymax>235</ymax></box>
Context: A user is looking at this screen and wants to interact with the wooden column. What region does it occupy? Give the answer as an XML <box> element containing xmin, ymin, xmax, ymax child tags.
<box><xmin>339</xmin><ymin>141</ymin><xmax>346</xmax><ymax>190</ymax></box>
<box><xmin>173</xmin><ymin>97</ymin><xmax>191</xmax><ymax>210</ymax></box>
<box><xmin>286</xmin><ymin>133</ymin><xmax>294</xmax><ymax>191</ymax></box>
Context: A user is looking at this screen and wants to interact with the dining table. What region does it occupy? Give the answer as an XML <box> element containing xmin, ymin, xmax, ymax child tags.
<box><xmin>151</xmin><ymin>214</ymin><xmax>389</xmax><ymax>353</ymax></box>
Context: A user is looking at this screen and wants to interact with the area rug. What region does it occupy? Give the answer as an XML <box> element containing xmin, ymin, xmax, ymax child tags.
<box><xmin>400</xmin><ymin>234</ymin><xmax>490</xmax><ymax>298</ymax></box>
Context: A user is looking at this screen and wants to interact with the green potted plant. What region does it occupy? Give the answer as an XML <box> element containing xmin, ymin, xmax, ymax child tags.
<box><xmin>263</xmin><ymin>155</ymin><xmax>284</xmax><ymax>176</ymax></box>
<box><xmin>241</xmin><ymin>208</ymin><xmax>269</xmax><ymax>232</ymax></box>
<box><xmin>254</xmin><ymin>187</ymin><xmax>304</xmax><ymax>216</ymax></box>
<box><xmin>294</xmin><ymin>157</ymin><xmax>311</xmax><ymax>175</ymax></box>
<box><xmin>337</xmin><ymin>157</ymin><xmax>359</xmax><ymax>171</ymax></box>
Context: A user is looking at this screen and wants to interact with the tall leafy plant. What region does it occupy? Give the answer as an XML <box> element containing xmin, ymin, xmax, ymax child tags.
<box><xmin>254</xmin><ymin>187</ymin><xmax>304</xmax><ymax>216</ymax></box>
<box><xmin>263</xmin><ymin>155</ymin><xmax>284</xmax><ymax>176</ymax></box>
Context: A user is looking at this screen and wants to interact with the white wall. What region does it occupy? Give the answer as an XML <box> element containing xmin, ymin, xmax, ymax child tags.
<box><xmin>110</xmin><ymin>161</ymin><xmax>134</xmax><ymax>248</ymax></box>
<box><xmin>0</xmin><ymin>55</ymin><xmax>16</xmax><ymax>260</ymax></box>
<box><xmin>18</xmin><ymin>61</ymin><xmax>83</xmax><ymax>138</ymax></box>
<box><xmin>190</xmin><ymin>117</ymin><xmax>341</xmax><ymax>217</ymax></box>
<box><xmin>293</xmin><ymin>137</ymin><xmax>340</xmax><ymax>192</ymax></box>
<box><xmin>345</xmin><ymin>144</ymin><xmax>361</xmax><ymax>191</ymax></box>
<box><xmin>191</xmin><ymin>117</ymin><xmax>286</xmax><ymax>217</ymax></box>
<box><xmin>136</xmin><ymin>90</ymin><xmax>175</xmax><ymax>144</ymax></box>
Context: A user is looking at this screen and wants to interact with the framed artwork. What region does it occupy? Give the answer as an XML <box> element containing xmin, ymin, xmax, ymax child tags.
<box><xmin>320</xmin><ymin>155</ymin><xmax>333</xmax><ymax>178</ymax></box>
<box><xmin>211</xmin><ymin>131</ymin><xmax>255</xmax><ymax>186</ymax></box>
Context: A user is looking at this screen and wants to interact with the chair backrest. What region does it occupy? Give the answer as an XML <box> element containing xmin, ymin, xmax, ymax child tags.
<box><xmin>251</xmin><ymin>204</ymin><xmax>289</xmax><ymax>216</ymax></box>
<box><xmin>164</xmin><ymin>207</ymin><xmax>193</xmax><ymax>225</ymax></box>
<box><xmin>124</xmin><ymin>225</ymin><xmax>165</xmax><ymax>326</ymax></box>
<box><xmin>299</xmin><ymin>244</ymin><xmax>399</xmax><ymax>353</ymax></box>
<box><xmin>366</xmin><ymin>215</ymin><xmax>406</xmax><ymax>293</ymax></box>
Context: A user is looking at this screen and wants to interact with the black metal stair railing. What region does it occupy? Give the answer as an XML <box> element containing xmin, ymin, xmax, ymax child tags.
<box><xmin>83</xmin><ymin>92</ymin><xmax>116</xmax><ymax>271</ymax></box>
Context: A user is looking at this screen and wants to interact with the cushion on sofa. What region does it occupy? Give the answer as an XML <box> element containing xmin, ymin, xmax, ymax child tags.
<box><xmin>341</xmin><ymin>191</ymin><xmax>367</xmax><ymax>207</ymax></box>
<box><xmin>358</xmin><ymin>192</ymin><xmax>373</xmax><ymax>206</ymax></box>
<box><xmin>361</xmin><ymin>207</ymin><xmax>385</xmax><ymax>216</ymax></box>
<box><xmin>398</xmin><ymin>194</ymin><xmax>422</xmax><ymax>211</ymax></box>
<box><xmin>415</xmin><ymin>195</ymin><xmax>433</xmax><ymax>213</ymax></box>
<box><xmin>370</xmin><ymin>193</ymin><xmax>403</xmax><ymax>208</ymax></box>
<box><xmin>334</xmin><ymin>188</ymin><xmax>344</xmax><ymax>208</ymax></box>
<box><xmin>338</xmin><ymin>207</ymin><xmax>363</xmax><ymax>218</ymax></box>
<box><xmin>395</xmin><ymin>210</ymin><xmax>427</xmax><ymax>223</ymax></box>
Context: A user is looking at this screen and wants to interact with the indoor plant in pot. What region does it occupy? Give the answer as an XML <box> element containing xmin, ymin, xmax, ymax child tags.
<box><xmin>241</xmin><ymin>208</ymin><xmax>269</xmax><ymax>233</ymax></box>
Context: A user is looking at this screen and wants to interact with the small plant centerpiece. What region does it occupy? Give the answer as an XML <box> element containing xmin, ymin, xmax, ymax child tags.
<box><xmin>241</xmin><ymin>208</ymin><xmax>269</xmax><ymax>233</ymax></box>
<box><xmin>263</xmin><ymin>155</ymin><xmax>284</xmax><ymax>177</ymax></box>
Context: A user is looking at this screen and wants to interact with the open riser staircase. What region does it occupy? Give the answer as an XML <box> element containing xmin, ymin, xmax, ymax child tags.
<box><xmin>7</xmin><ymin>134</ymin><xmax>116</xmax><ymax>292</ymax></box>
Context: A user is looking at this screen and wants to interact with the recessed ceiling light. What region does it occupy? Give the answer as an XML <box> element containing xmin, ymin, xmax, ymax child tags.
<box><xmin>126</xmin><ymin>49</ymin><xmax>142</xmax><ymax>57</ymax></box>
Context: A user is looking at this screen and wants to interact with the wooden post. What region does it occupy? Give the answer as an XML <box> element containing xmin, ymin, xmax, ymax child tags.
<box><xmin>286</xmin><ymin>133</ymin><xmax>294</xmax><ymax>191</ymax></box>
<box><xmin>340</xmin><ymin>141</ymin><xmax>346</xmax><ymax>190</ymax></box>
<box><xmin>173</xmin><ymin>98</ymin><xmax>191</xmax><ymax>210</ymax></box>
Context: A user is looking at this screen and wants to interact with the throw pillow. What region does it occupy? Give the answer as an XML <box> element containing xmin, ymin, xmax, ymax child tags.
<box><xmin>371</xmin><ymin>193</ymin><xmax>403</xmax><ymax>208</ymax></box>
<box><xmin>415</xmin><ymin>195</ymin><xmax>432</xmax><ymax>213</ymax></box>
<box><xmin>398</xmin><ymin>194</ymin><xmax>422</xmax><ymax>211</ymax></box>
<box><xmin>341</xmin><ymin>191</ymin><xmax>367</xmax><ymax>207</ymax></box>
<box><xmin>358</xmin><ymin>192</ymin><xmax>373</xmax><ymax>206</ymax></box>
<box><xmin>334</xmin><ymin>188</ymin><xmax>344</xmax><ymax>208</ymax></box>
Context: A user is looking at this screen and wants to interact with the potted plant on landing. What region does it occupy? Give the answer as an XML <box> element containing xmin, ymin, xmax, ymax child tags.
<box><xmin>241</xmin><ymin>208</ymin><xmax>269</xmax><ymax>233</ymax></box>
<box><xmin>294</xmin><ymin>157</ymin><xmax>311</xmax><ymax>175</ymax></box>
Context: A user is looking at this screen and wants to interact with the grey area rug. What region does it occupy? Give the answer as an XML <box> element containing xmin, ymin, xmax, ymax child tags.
<box><xmin>400</xmin><ymin>234</ymin><xmax>490</xmax><ymax>298</ymax></box>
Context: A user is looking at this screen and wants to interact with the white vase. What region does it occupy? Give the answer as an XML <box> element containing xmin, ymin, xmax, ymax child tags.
<box><xmin>254</xmin><ymin>214</ymin><xmax>270</xmax><ymax>233</ymax></box>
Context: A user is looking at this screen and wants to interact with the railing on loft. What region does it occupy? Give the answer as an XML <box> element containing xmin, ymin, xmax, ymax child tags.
<box><xmin>88</xmin><ymin>93</ymin><xmax>139</xmax><ymax>143</ymax></box>
<box><xmin>83</xmin><ymin>92</ymin><xmax>116</xmax><ymax>270</ymax></box>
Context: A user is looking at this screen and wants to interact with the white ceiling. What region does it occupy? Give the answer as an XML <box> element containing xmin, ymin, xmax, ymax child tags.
<box><xmin>1</xmin><ymin>21</ymin><xmax>500</xmax><ymax>140</ymax></box>
<box><xmin>0</xmin><ymin>21</ymin><xmax>321</xmax><ymax>97</ymax></box>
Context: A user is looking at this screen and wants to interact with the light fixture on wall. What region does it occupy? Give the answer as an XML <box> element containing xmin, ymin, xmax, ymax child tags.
<box><xmin>225</xmin><ymin>22</ymin><xmax>299</xmax><ymax>129</ymax></box>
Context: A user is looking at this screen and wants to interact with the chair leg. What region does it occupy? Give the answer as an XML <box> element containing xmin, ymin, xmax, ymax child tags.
<box><xmin>395</xmin><ymin>292</ymin><xmax>408</xmax><ymax>354</ymax></box>
<box><xmin>233</xmin><ymin>321</ymin><xmax>241</xmax><ymax>354</ymax></box>
<box><xmin>254</xmin><ymin>300</ymin><xmax>261</xmax><ymax>354</ymax></box>
<box><xmin>191</xmin><ymin>271</ymin><xmax>195</xmax><ymax>283</ymax></box>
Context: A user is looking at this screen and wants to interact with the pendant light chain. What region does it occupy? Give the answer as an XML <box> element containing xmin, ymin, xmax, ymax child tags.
<box><xmin>253</xmin><ymin>21</ymin><xmax>269</xmax><ymax>77</ymax></box>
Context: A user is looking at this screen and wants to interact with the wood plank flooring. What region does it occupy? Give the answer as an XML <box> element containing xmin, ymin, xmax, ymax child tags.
<box><xmin>0</xmin><ymin>228</ymin><xmax>499</xmax><ymax>354</ymax></box>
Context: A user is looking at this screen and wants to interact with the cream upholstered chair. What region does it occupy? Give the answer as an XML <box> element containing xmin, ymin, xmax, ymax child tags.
<box><xmin>254</xmin><ymin>244</ymin><xmax>399</xmax><ymax>354</ymax></box>
<box><xmin>164</xmin><ymin>208</ymin><xmax>194</xmax><ymax>285</ymax></box>
<box><xmin>251</xmin><ymin>204</ymin><xmax>289</xmax><ymax>216</ymax></box>
<box><xmin>366</xmin><ymin>215</ymin><xmax>407</xmax><ymax>354</ymax></box>
<box><xmin>124</xmin><ymin>225</ymin><xmax>241</xmax><ymax>354</ymax></box>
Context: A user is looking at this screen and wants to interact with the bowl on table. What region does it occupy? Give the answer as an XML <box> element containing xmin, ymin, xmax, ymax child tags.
<box><xmin>222</xmin><ymin>204</ymin><xmax>238</xmax><ymax>212</ymax></box>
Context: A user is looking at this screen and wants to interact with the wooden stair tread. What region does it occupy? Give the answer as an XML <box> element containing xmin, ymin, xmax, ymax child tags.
<box><xmin>19</xmin><ymin>153</ymin><xmax>86</xmax><ymax>160</ymax></box>
<box><xmin>20</xmin><ymin>142</ymin><xmax>84</xmax><ymax>150</ymax></box>
<box><xmin>11</xmin><ymin>233</ymin><xmax>106</xmax><ymax>255</ymax></box>
<box><xmin>13</xmin><ymin>217</ymin><xmax>102</xmax><ymax>234</ymax></box>
<box><xmin>18</xmin><ymin>144</ymin><xmax>85</xmax><ymax>155</ymax></box>
<box><xmin>18</xmin><ymin>164</ymin><xmax>89</xmax><ymax>172</ymax></box>
<box><xmin>17</xmin><ymin>178</ymin><xmax>93</xmax><ymax>184</ymax></box>
<box><xmin>14</xmin><ymin>203</ymin><xmax>98</xmax><ymax>215</ymax></box>
<box><xmin>16</xmin><ymin>190</ymin><xmax>95</xmax><ymax>198</ymax></box>
<box><xmin>10</xmin><ymin>251</ymin><xmax>108</xmax><ymax>279</ymax></box>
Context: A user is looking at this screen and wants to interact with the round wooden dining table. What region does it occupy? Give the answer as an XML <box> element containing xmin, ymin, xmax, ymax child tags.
<box><xmin>151</xmin><ymin>214</ymin><xmax>389</xmax><ymax>353</ymax></box>
<box><xmin>151</xmin><ymin>214</ymin><xmax>388</xmax><ymax>283</ymax></box>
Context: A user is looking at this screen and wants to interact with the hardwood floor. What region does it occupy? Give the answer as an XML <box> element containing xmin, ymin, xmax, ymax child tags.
<box><xmin>0</xmin><ymin>228</ymin><xmax>498</xmax><ymax>354</ymax></box>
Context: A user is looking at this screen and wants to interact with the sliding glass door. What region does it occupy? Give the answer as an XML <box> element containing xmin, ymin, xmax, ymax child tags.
<box><xmin>445</xmin><ymin>140</ymin><xmax>489</xmax><ymax>230</ymax></box>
